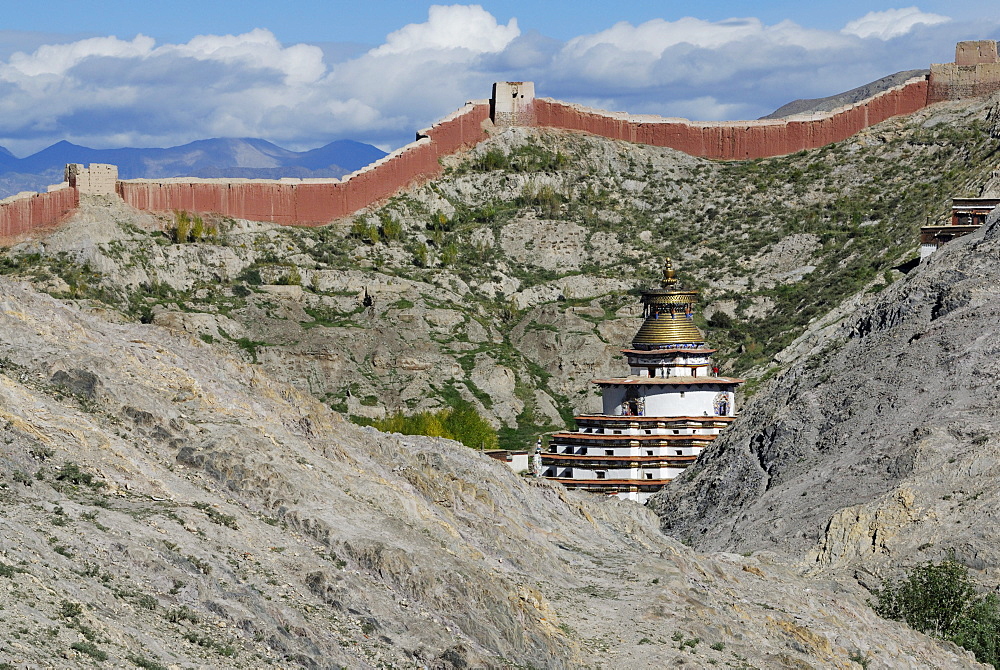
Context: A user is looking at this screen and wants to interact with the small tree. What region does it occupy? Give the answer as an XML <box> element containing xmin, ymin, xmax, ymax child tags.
<box><xmin>174</xmin><ymin>211</ymin><xmax>191</xmax><ymax>243</ymax></box>
<box><xmin>440</xmin><ymin>242</ymin><xmax>459</xmax><ymax>266</ymax></box>
<box><xmin>413</xmin><ymin>243</ymin><xmax>429</xmax><ymax>268</ymax></box>
<box><xmin>379</xmin><ymin>212</ymin><xmax>403</xmax><ymax>242</ymax></box>
<box><xmin>871</xmin><ymin>558</ymin><xmax>1000</xmax><ymax>666</ymax></box>
<box><xmin>190</xmin><ymin>215</ymin><xmax>205</xmax><ymax>242</ymax></box>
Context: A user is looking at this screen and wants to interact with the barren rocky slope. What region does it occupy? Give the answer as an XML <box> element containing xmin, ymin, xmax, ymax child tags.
<box><xmin>650</xmin><ymin>208</ymin><xmax>1000</xmax><ymax>589</ymax></box>
<box><xmin>3</xmin><ymin>93</ymin><xmax>999</xmax><ymax>451</ymax></box>
<box><xmin>0</xmin><ymin>275</ymin><xmax>979</xmax><ymax>668</ymax></box>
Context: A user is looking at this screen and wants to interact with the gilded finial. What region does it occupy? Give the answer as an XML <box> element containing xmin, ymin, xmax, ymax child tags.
<box><xmin>662</xmin><ymin>258</ymin><xmax>677</xmax><ymax>288</ymax></box>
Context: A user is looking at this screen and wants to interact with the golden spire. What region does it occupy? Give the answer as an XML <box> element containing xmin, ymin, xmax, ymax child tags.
<box><xmin>662</xmin><ymin>258</ymin><xmax>678</xmax><ymax>288</ymax></box>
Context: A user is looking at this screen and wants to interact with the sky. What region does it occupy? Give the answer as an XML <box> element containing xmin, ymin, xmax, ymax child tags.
<box><xmin>0</xmin><ymin>2</ymin><xmax>997</xmax><ymax>156</ymax></box>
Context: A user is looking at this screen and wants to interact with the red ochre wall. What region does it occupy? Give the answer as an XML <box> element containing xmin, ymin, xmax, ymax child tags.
<box><xmin>117</xmin><ymin>102</ymin><xmax>493</xmax><ymax>226</ymax></box>
<box><xmin>0</xmin><ymin>79</ymin><xmax>937</xmax><ymax>235</ymax></box>
<box><xmin>534</xmin><ymin>78</ymin><xmax>930</xmax><ymax>161</ymax></box>
<box><xmin>0</xmin><ymin>188</ymin><xmax>79</xmax><ymax>239</ymax></box>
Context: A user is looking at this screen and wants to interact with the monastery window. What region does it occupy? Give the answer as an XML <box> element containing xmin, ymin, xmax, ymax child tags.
<box><xmin>644</xmin><ymin>429</ymin><xmax>652</xmax><ymax>434</ymax></box>
<box><xmin>646</xmin><ymin>450</ymin><xmax>653</xmax><ymax>456</ymax></box>
<box><xmin>679</xmin><ymin>392</ymin><xmax>685</xmax><ymax>398</ymax></box>
<box><xmin>691</xmin><ymin>368</ymin><xmax>697</xmax><ymax>378</ymax></box>
<box><xmin>580</xmin><ymin>448</ymin><xmax>588</xmax><ymax>455</ymax></box>
<box><xmin>648</xmin><ymin>367</ymin><xmax>656</xmax><ymax>378</ymax></box>
<box><xmin>675</xmin><ymin>450</ymin><xmax>683</xmax><ymax>455</ymax></box>
<box><xmin>605</xmin><ymin>450</ymin><xmax>614</xmax><ymax>456</ymax></box>
<box><xmin>645</xmin><ymin>473</ymin><xmax>653</xmax><ymax>479</ymax></box>
<box><xmin>595</xmin><ymin>471</ymin><xmax>606</xmax><ymax>479</ymax></box>
<box><xmin>673</xmin><ymin>430</ymin><xmax>680</xmax><ymax>434</ymax></box>
<box><xmin>613</xmin><ymin>430</ymin><xmax>622</xmax><ymax>434</ymax></box>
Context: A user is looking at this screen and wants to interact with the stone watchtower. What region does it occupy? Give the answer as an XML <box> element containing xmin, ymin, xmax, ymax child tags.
<box><xmin>491</xmin><ymin>82</ymin><xmax>536</xmax><ymax>127</ymax></box>
<box><xmin>929</xmin><ymin>40</ymin><xmax>1000</xmax><ymax>102</ymax></box>
<box><xmin>64</xmin><ymin>164</ymin><xmax>118</xmax><ymax>196</ymax></box>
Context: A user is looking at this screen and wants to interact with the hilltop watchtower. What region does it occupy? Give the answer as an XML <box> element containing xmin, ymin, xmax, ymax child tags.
<box><xmin>491</xmin><ymin>81</ymin><xmax>536</xmax><ymax>127</ymax></box>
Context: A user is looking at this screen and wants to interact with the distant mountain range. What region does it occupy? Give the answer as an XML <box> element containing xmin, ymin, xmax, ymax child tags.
<box><xmin>0</xmin><ymin>137</ymin><xmax>387</xmax><ymax>199</ymax></box>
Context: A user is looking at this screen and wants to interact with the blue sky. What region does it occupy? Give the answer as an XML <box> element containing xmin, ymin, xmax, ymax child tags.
<box><xmin>0</xmin><ymin>2</ymin><xmax>997</xmax><ymax>155</ymax></box>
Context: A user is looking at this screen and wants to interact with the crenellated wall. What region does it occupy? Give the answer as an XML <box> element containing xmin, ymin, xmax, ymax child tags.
<box><xmin>4</xmin><ymin>40</ymin><xmax>1000</xmax><ymax>236</ymax></box>
<box><xmin>0</xmin><ymin>187</ymin><xmax>78</xmax><ymax>240</ymax></box>
<box><xmin>117</xmin><ymin>101</ymin><xmax>492</xmax><ymax>226</ymax></box>
<box><xmin>533</xmin><ymin>77</ymin><xmax>930</xmax><ymax>161</ymax></box>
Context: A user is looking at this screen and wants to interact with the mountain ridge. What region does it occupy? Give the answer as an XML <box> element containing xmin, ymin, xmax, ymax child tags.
<box><xmin>0</xmin><ymin>137</ymin><xmax>387</xmax><ymax>197</ymax></box>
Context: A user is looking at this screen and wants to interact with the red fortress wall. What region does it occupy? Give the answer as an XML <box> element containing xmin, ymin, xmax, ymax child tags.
<box><xmin>3</xmin><ymin>40</ymin><xmax>999</xmax><ymax>235</ymax></box>
<box><xmin>0</xmin><ymin>188</ymin><xmax>78</xmax><ymax>239</ymax></box>
<box><xmin>533</xmin><ymin>77</ymin><xmax>930</xmax><ymax>161</ymax></box>
<box><xmin>117</xmin><ymin>102</ymin><xmax>492</xmax><ymax>226</ymax></box>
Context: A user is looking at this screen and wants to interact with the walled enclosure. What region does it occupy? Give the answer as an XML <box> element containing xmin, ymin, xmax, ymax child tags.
<box><xmin>117</xmin><ymin>102</ymin><xmax>493</xmax><ymax>226</ymax></box>
<box><xmin>0</xmin><ymin>187</ymin><xmax>78</xmax><ymax>240</ymax></box>
<box><xmin>2</xmin><ymin>40</ymin><xmax>999</xmax><ymax>235</ymax></box>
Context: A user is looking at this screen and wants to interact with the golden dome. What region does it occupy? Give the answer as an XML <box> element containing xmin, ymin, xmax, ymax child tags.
<box><xmin>632</xmin><ymin>259</ymin><xmax>704</xmax><ymax>347</ymax></box>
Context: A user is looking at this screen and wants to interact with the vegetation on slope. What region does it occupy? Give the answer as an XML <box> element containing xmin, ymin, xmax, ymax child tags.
<box><xmin>0</xmin><ymin>96</ymin><xmax>997</xmax><ymax>449</ymax></box>
<box><xmin>872</xmin><ymin>558</ymin><xmax>1000</xmax><ymax>667</ymax></box>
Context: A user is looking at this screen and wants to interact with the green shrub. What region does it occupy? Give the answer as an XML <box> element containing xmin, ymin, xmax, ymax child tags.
<box><xmin>871</xmin><ymin>558</ymin><xmax>1000</xmax><ymax>666</ymax></box>
<box><xmin>54</xmin><ymin>462</ymin><xmax>104</xmax><ymax>489</ymax></box>
<box><xmin>71</xmin><ymin>641</ymin><xmax>108</xmax><ymax>661</ymax></box>
<box><xmin>360</xmin><ymin>402</ymin><xmax>498</xmax><ymax>450</ymax></box>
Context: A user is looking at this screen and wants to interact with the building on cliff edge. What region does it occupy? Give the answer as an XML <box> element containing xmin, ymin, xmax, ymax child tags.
<box><xmin>541</xmin><ymin>261</ymin><xmax>743</xmax><ymax>503</ymax></box>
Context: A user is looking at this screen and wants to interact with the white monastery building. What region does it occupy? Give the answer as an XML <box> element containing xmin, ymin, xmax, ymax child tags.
<box><xmin>542</xmin><ymin>260</ymin><xmax>743</xmax><ymax>503</ymax></box>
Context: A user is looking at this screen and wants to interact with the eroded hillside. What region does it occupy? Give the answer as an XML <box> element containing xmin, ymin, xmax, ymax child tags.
<box><xmin>650</xmin><ymin>201</ymin><xmax>1000</xmax><ymax>588</ymax></box>
<box><xmin>1</xmin><ymin>94</ymin><xmax>998</xmax><ymax>449</ymax></box>
<box><xmin>0</xmin><ymin>277</ymin><xmax>981</xmax><ymax>668</ymax></box>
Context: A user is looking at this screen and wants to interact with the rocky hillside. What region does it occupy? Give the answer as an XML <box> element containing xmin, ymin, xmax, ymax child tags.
<box><xmin>0</xmin><ymin>275</ymin><xmax>980</xmax><ymax>668</ymax></box>
<box><xmin>649</xmin><ymin>200</ymin><xmax>1000</xmax><ymax>586</ymax></box>
<box><xmin>3</xmin><ymin>93</ymin><xmax>998</xmax><ymax>452</ymax></box>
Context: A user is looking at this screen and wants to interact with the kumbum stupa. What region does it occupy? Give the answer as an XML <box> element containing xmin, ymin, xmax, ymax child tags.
<box><xmin>541</xmin><ymin>260</ymin><xmax>743</xmax><ymax>503</ymax></box>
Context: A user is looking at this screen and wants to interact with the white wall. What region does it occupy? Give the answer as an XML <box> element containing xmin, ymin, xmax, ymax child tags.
<box><xmin>601</xmin><ymin>384</ymin><xmax>733</xmax><ymax>417</ymax></box>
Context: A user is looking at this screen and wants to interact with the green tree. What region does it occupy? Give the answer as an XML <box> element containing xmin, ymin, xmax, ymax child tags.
<box><xmin>190</xmin><ymin>215</ymin><xmax>205</xmax><ymax>241</ymax></box>
<box><xmin>380</xmin><ymin>213</ymin><xmax>403</xmax><ymax>242</ymax></box>
<box><xmin>413</xmin><ymin>243</ymin><xmax>429</xmax><ymax>268</ymax></box>
<box><xmin>871</xmin><ymin>558</ymin><xmax>1000</xmax><ymax>666</ymax></box>
<box><xmin>367</xmin><ymin>403</ymin><xmax>498</xmax><ymax>451</ymax></box>
<box><xmin>440</xmin><ymin>242</ymin><xmax>459</xmax><ymax>266</ymax></box>
<box><xmin>443</xmin><ymin>404</ymin><xmax>498</xmax><ymax>450</ymax></box>
<box><xmin>173</xmin><ymin>211</ymin><xmax>191</xmax><ymax>243</ymax></box>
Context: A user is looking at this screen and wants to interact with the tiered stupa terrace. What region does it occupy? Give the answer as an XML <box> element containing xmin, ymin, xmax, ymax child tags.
<box><xmin>542</xmin><ymin>260</ymin><xmax>743</xmax><ymax>502</ymax></box>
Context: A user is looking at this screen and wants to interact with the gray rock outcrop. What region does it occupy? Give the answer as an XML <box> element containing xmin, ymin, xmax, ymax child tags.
<box><xmin>650</xmin><ymin>208</ymin><xmax>1000</xmax><ymax>587</ymax></box>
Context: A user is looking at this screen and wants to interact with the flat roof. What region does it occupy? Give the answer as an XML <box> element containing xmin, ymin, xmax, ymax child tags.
<box><xmin>620</xmin><ymin>348</ymin><xmax>717</xmax><ymax>355</ymax></box>
<box><xmin>548</xmin><ymin>477</ymin><xmax>674</xmax><ymax>486</ymax></box>
<box><xmin>574</xmin><ymin>414</ymin><xmax>736</xmax><ymax>422</ymax></box>
<box><xmin>543</xmin><ymin>453</ymin><xmax>697</xmax><ymax>462</ymax></box>
<box><xmin>592</xmin><ymin>376</ymin><xmax>744</xmax><ymax>385</ymax></box>
<box><xmin>550</xmin><ymin>432</ymin><xmax>716</xmax><ymax>442</ymax></box>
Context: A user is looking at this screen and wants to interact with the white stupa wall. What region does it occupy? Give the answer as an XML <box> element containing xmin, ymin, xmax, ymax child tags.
<box><xmin>601</xmin><ymin>385</ymin><xmax>734</xmax><ymax>417</ymax></box>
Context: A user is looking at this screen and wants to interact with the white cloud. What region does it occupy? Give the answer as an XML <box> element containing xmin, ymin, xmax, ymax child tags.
<box><xmin>563</xmin><ymin>16</ymin><xmax>849</xmax><ymax>60</ymax></box>
<box><xmin>842</xmin><ymin>7</ymin><xmax>950</xmax><ymax>40</ymax></box>
<box><xmin>372</xmin><ymin>4</ymin><xmax>519</xmax><ymax>55</ymax></box>
<box><xmin>6</xmin><ymin>35</ymin><xmax>155</xmax><ymax>77</ymax></box>
<box><xmin>0</xmin><ymin>4</ymin><xmax>991</xmax><ymax>158</ymax></box>
<box><xmin>162</xmin><ymin>29</ymin><xmax>326</xmax><ymax>85</ymax></box>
